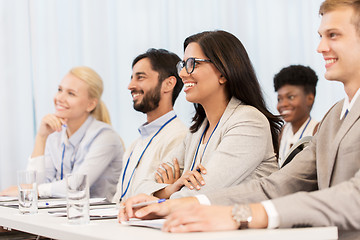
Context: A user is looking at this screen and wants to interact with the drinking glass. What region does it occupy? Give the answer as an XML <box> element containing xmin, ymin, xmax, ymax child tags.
<box><xmin>17</xmin><ymin>170</ymin><xmax>38</xmax><ymax>214</ymax></box>
<box><xmin>66</xmin><ymin>173</ymin><xmax>90</xmax><ymax>224</ymax></box>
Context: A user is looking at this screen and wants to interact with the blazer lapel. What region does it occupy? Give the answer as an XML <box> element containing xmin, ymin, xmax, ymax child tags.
<box><xmin>186</xmin><ymin>98</ymin><xmax>242</xmax><ymax>169</ymax></box>
<box><xmin>200</xmin><ymin>97</ymin><xmax>242</xmax><ymax>164</ymax></box>
<box><xmin>219</xmin><ymin>97</ymin><xmax>242</xmax><ymax>128</ymax></box>
<box><xmin>324</xmin><ymin>98</ymin><xmax>360</xmax><ymax>186</ymax></box>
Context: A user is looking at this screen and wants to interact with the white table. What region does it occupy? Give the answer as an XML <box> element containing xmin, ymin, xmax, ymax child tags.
<box><xmin>0</xmin><ymin>206</ymin><xmax>338</xmax><ymax>240</ymax></box>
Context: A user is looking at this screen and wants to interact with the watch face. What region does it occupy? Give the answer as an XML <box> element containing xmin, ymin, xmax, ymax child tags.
<box><xmin>232</xmin><ymin>204</ymin><xmax>252</xmax><ymax>229</ymax></box>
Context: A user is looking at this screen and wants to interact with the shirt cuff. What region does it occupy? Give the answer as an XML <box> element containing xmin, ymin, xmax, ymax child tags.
<box><xmin>261</xmin><ymin>200</ymin><xmax>280</xmax><ymax>229</ymax></box>
<box><xmin>27</xmin><ymin>155</ymin><xmax>45</xmax><ymax>171</ymax></box>
<box><xmin>27</xmin><ymin>155</ymin><xmax>46</xmax><ymax>183</ymax></box>
<box><xmin>38</xmin><ymin>183</ymin><xmax>52</xmax><ymax>198</ymax></box>
<box><xmin>194</xmin><ymin>194</ymin><xmax>211</xmax><ymax>205</ymax></box>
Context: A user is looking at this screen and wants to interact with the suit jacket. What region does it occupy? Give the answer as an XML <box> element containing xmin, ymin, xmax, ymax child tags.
<box><xmin>137</xmin><ymin>97</ymin><xmax>278</xmax><ymax>198</ymax></box>
<box><xmin>206</xmin><ymin>98</ymin><xmax>360</xmax><ymax>230</ymax></box>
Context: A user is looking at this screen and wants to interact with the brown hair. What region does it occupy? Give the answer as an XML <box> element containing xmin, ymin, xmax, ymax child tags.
<box><xmin>183</xmin><ymin>30</ymin><xmax>282</xmax><ymax>156</ymax></box>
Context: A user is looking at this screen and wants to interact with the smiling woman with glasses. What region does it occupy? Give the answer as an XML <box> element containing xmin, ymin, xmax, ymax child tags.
<box><xmin>127</xmin><ymin>30</ymin><xmax>282</xmax><ymax>201</ymax></box>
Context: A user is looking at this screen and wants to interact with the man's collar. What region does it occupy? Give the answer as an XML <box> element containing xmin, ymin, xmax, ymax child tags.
<box><xmin>340</xmin><ymin>88</ymin><xmax>360</xmax><ymax>119</ymax></box>
<box><xmin>138</xmin><ymin>110</ymin><xmax>176</xmax><ymax>139</ymax></box>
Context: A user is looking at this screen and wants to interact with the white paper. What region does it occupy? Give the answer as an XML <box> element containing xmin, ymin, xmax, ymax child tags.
<box><xmin>48</xmin><ymin>206</ymin><xmax>118</xmax><ymax>218</ymax></box>
<box><xmin>89</xmin><ymin>198</ymin><xmax>107</xmax><ymax>204</ymax></box>
<box><xmin>0</xmin><ymin>196</ymin><xmax>17</xmax><ymax>202</ymax></box>
<box><xmin>38</xmin><ymin>200</ymin><xmax>67</xmax><ymax>208</ymax></box>
<box><xmin>47</xmin><ymin>209</ymin><xmax>67</xmax><ymax>217</ymax></box>
<box><xmin>122</xmin><ymin>218</ymin><xmax>165</xmax><ymax>229</ymax></box>
<box><xmin>39</xmin><ymin>198</ymin><xmax>107</xmax><ymax>208</ymax></box>
<box><xmin>89</xmin><ymin>207</ymin><xmax>118</xmax><ymax>217</ymax></box>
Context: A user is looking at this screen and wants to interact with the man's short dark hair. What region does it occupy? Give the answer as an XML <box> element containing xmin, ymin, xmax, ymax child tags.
<box><xmin>132</xmin><ymin>48</ymin><xmax>183</xmax><ymax>105</ymax></box>
<box><xmin>273</xmin><ymin>65</ymin><xmax>318</xmax><ymax>96</ymax></box>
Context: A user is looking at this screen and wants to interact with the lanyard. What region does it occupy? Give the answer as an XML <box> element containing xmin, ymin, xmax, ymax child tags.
<box><xmin>60</xmin><ymin>143</ymin><xmax>66</xmax><ymax>180</ymax></box>
<box><xmin>60</xmin><ymin>131</ymin><xmax>86</xmax><ymax>180</ymax></box>
<box><xmin>120</xmin><ymin>115</ymin><xmax>177</xmax><ymax>201</ymax></box>
<box><xmin>190</xmin><ymin>120</ymin><xmax>220</xmax><ymax>171</ymax></box>
<box><xmin>298</xmin><ymin>117</ymin><xmax>311</xmax><ymax>140</ymax></box>
<box><xmin>281</xmin><ymin>117</ymin><xmax>312</xmax><ymax>160</ymax></box>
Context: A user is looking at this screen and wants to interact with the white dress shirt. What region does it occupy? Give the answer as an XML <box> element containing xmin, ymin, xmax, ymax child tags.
<box><xmin>278</xmin><ymin>117</ymin><xmax>318</xmax><ymax>167</ymax></box>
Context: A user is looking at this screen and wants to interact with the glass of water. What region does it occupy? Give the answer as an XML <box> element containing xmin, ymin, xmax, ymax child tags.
<box><xmin>17</xmin><ymin>170</ymin><xmax>38</xmax><ymax>214</ymax></box>
<box><xmin>66</xmin><ymin>173</ymin><xmax>90</xmax><ymax>225</ymax></box>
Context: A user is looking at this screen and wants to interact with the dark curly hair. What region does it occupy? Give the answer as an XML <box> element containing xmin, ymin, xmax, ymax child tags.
<box><xmin>273</xmin><ymin>65</ymin><xmax>318</xmax><ymax>96</ymax></box>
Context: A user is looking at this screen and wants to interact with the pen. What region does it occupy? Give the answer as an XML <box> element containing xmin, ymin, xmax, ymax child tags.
<box><xmin>120</xmin><ymin>199</ymin><xmax>166</xmax><ymax>209</ymax></box>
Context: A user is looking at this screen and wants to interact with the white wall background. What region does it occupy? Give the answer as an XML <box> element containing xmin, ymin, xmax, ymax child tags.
<box><xmin>0</xmin><ymin>0</ymin><xmax>344</xmax><ymax>189</ymax></box>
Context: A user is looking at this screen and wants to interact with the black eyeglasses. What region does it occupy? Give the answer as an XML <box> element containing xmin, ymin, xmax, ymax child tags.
<box><xmin>176</xmin><ymin>58</ymin><xmax>212</xmax><ymax>75</ymax></box>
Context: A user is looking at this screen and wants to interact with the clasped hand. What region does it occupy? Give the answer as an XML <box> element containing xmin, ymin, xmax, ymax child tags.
<box><xmin>155</xmin><ymin>159</ymin><xmax>207</xmax><ymax>197</ymax></box>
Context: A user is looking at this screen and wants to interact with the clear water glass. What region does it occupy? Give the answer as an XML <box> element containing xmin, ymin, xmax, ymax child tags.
<box><xmin>17</xmin><ymin>170</ymin><xmax>38</xmax><ymax>214</ymax></box>
<box><xmin>66</xmin><ymin>173</ymin><xmax>90</xmax><ymax>225</ymax></box>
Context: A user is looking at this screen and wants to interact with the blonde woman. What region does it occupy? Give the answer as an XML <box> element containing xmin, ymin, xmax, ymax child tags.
<box><xmin>1</xmin><ymin>66</ymin><xmax>124</xmax><ymax>200</ymax></box>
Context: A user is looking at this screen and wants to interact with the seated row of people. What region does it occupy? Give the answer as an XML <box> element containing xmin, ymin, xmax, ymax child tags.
<box><xmin>120</xmin><ymin>0</ymin><xmax>360</xmax><ymax>232</ymax></box>
<box><xmin>3</xmin><ymin>0</ymin><xmax>356</xmax><ymax>233</ymax></box>
<box><xmin>1</xmin><ymin>31</ymin><xmax>318</xmax><ymax>206</ymax></box>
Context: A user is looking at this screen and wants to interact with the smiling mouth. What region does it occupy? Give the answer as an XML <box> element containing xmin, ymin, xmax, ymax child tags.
<box><xmin>56</xmin><ymin>104</ymin><xmax>68</xmax><ymax>110</ymax></box>
<box><xmin>131</xmin><ymin>92</ymin><xmax>143</xmax><ymax>100</ymax></box>
<box><xmin>184</xmin><ymin>82</ymin><xmax>195</xmax><ymax>88</ymax></box>
<box><xmin>325</xmin><ymin>59</ymin><xmax>337</xmax><ymax>64</ymax></box>
<box><xmin>280</xmin><ymin>110</ymin><xmax>291</xmax><ymax>116</ymax></box>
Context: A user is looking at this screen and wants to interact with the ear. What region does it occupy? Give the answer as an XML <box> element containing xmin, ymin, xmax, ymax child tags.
<box><xmin>162</xmin><ymin>76</ymin><xmax>177</xmax><ymax>93</ymax></box>
<box><xmin>306</xmin><ymin>93</ymin><xmax>315</xmax><ymax>108</ymax></box>
<box><xmin>219</xmin><ymin>74</ymin><xmax>227</xmax><ymax>85</ymax></box>
<box><xmin>87</xmin><ymin>98</ymin><xmax>98</xmax><ymax>112</ymax></box>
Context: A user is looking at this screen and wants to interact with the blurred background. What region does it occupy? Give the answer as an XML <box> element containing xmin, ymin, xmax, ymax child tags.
<box><xmin>0</xmin><ymin>0</ymin><xmax>343</xmax><ymax>189</ymax></box>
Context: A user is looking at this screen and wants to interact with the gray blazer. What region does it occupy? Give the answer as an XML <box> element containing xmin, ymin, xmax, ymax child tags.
<box><xmin>206</xmin><ymin>98</ymin><xmax>360</xmax><ymax>230</ymax></box>
<box><xmin>136</xmin><ymin>97</ymin><xmax>278</xmax><ymax>198</ymax></box>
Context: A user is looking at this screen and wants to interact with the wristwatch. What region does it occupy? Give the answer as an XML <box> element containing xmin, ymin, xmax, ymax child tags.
<box><xmin>232</xmin><ymin>204</ymin><xmax>252</xmax><ymax>229</ymax></box>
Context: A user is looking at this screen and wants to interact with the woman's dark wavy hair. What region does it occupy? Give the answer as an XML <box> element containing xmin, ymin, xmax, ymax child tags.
<box><xmin>185</xmin><ymin>30</ymin><xmax>283</xmax><ymax>155</ymax></box>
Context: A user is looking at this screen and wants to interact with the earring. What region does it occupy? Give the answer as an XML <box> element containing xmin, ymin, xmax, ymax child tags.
<box><xmin>219</xmin><ymin>78</ymin><xmax>226</xmax><ymax>85</ymax></box>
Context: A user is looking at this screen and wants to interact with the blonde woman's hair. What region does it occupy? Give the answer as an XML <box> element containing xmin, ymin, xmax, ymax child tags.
<box><xmin>69</xmin><ymin>66</ymin><xmax>111</xmax><ymax>124</ymax></box>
